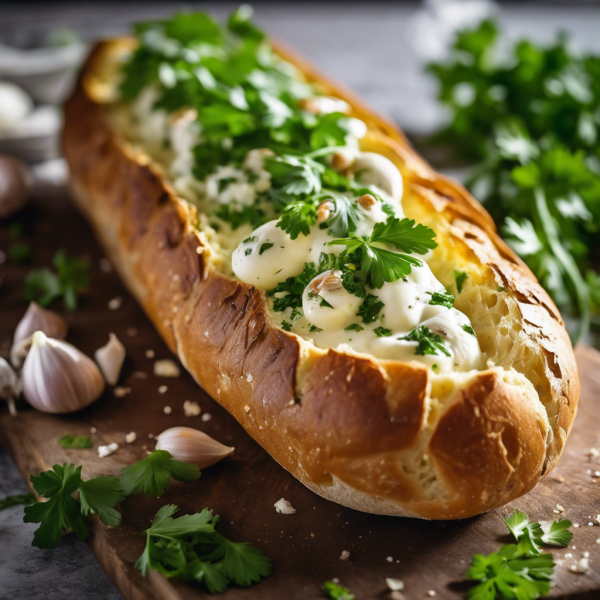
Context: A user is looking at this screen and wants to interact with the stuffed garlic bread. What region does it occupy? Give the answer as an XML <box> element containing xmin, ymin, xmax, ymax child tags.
<box><xmin>63</xmin><ymin>9</ymin><xmax>579</xmax><ymax>519</ymax></box>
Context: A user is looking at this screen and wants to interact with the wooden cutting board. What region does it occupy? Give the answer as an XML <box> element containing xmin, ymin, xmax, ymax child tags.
<box><xmin>1</xmin><ymin>195</ymin><xmax>599</xmax><ymax>600</ymax></box>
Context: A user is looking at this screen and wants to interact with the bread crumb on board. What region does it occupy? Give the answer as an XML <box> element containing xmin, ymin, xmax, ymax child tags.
<box><xmin>108</xmin><ymin>296</ymin><xmax>123</xmax><ymax>310</ymax></box>
<box><xmin>98</xmin><ymin>443</ymin><xmax>119</xmax><ymax>458</ymax></box>
<box><xmin>202</xmin><ymin>413</ymin><xmax>212</xmax><ymax>422</ymax></box>
<box><xmin>154</xmin><ymin>359</ymin><xmax>180</xmax><ymax>378</ymax></box>
<box><xmin>274</xmin><ymin>498</ymin><xmax>296</xmax><ymax>514</ymax></box>
<box><xmin>125</xmin><ymin>432</ymin><xmax>136</xmax><ymax>443</ymax></box>
<box><xmin>339</xmin><ymin>550</ymin><xmax>350</xmax><ymax>560</ymax></box>
<box><xmin>113</xmin><ymin>386</ymin><xmax>131</xmax><ymax>398</ymax></box>
<box><xmin>184</xmin><ymin>400</ymin><xmax>201</xmax><ymax>416</ymax></box>
<box><xmin>386</xmin><ymin>578</ymin><xmax>404</xmax><ymax>591</ymax></box>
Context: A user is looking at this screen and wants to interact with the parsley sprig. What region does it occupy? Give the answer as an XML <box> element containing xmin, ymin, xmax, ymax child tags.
<box><xmin>466</xmin><ymin>509</ymin><xmax>573</xmax><ymax>600</ymax></box>
<box><xmin>136</xmin><ymin>504</ymin><xmax>272</xmax><ymax>593</ymax></box>
<box><xmin>22</xmin><ymin>451</ymin><xmax>200</xmax><ymax>549</ymax></box>
<box><xmin>329</xmin><ymin>217</ymin><xmax>437</xmax><ymax>288</ymax></box>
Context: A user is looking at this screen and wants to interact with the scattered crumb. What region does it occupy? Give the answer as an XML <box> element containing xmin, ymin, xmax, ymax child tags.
<box><xmin>145</xmin><ymin>349</ymin><xmax>155</xmax><ymax>359</ymax></box>
<box><xmin>99</xmin><ymin>258</ymin><xmax>112</xmax><ymax>273</ymax></box>
<box><xmin>556</xmin><ymin>504</ymin><xmax>565</xmax><ymax>513</ymax></box>
<box><xmin>98</xmin><ymin>443</ymin><xmax>119</xmax><ymax>458</ymax></box>
<box><xmin>133</xmin><ymin>371</ymin><xmax>148</xmax><ymax>379</ymax></box>
<box><xmin>574</xmin><ymin>524</ymin><xmax>580</xmax><ymax>528</ymax></box>
<box><xmin>274</xmin><ymin>498</ymin><xmax>296</xmax><ymax>514</ymax></box>
<box><xmin>386</xmin><ymin>578</ymin><xmax>404</xmax><ymax>591</ymax></box>
<box><xmin>154</xmin><ymin>359</ymin><xmax>180</xmax><ymax>378</ymax></box>
<box><xmin>126</xmin><ymin>327</ymin><xmax>137</xmax><ymax>337</ymax></box>
<box><xmin>390</xmin><ymin>592</ymin><xmax>406</xmax><ymax>600</ymax></box>
<box><xmin>554</xmin><ymin>474</ymin><xmax>566</xmax><ymax>483</ymax></box>
<box><xmin>246</xmin><ymin>373</ymin><xmax>253</xmax><ymax>383</ymax></box>
<box><xmin>164</xmin><ymin>406</ymin><xmax>172</xmax><ymax>414</ymax></box>
<box><xmin>202</xmin><ymin>413</ymin><xmax>212</xmax><ymax>422</ymax></box>
<box><xmin>428</xmin><ymin>592</ymin><xmax>436</xmax><ymax>597</ymax></box>
<box><xmin>569</xmin><ymin>554</ymin><xmax>590</xmax><ymax>574</ymax></box>
<box><xmin>108</xmin><ymin>296</ymin><xmax>123</xmax><ymax>310</ymax></box>
<box><xmin>158</xmin><ymin>385</ymin><xmax>168</xmax><ymax>394</ymax></box>
<box><xmin>339</xmin><ymin>551</ymin><xmax>350</xmax><ymax>560</ymax></box>
<box><xmin>588</xmin><ymin>448</ymin><xmax>599</xmax><ymax>459</ymax></box>
<box><xmin>597</xmin><ymin>539</ymin><xmax>600</xmax><ymax>544</ymax></box>
<box><xmin>386</xmin><ymin>556</ymin><xmax>394</xmax><ymax>563</ymax></box>
<box><xmin>243</xmin><ymin>404</ymin><xmax>251</xmax><ymax>413</ymax></box>
<box><xmin>90</xmin><ymin>427</ymin><xmax>97</xmax><ymax>434</ymax></box>
<box><xmin>331</xmin><ymin>578</ymin><xmax>339</xmax><ymax>584</ymax></box>
<box><xmin>113</xmin><ymin>386</ymin><xmax>131</xmax><ymax>398</ymax></box>
<box><xmin>125</xmin><ymin>432</ymin><xmax>136</xmax><ymax>443</ymax></box>
<box><xmin>183</xmin><ymin>400</ymin><xmax>201</xmax><ymax>417</ymax></box>
<box><xmin>288</xmin><ymin>399</ymin><xmax>295</xmax><ymax>406</ymax></box>
<box><xmin>594</xmin><ymin>471</ymin><xmax>600</xmax><ymax>478</ymax></box>
<box><xmin>148</xmin><ymin>433</ymin><xmax>154</xmax><ymax>439</ymax></box>
<box><xmin>566</xmin><ymin>553</ymin><xmax>573</xmax><ymax>558</ymax></box>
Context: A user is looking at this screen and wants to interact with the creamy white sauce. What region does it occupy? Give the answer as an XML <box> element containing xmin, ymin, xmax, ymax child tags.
<box><xmin>116</xmin><ymin>84</ymin><xmax>483</xmax><ymax>373</ymax></box>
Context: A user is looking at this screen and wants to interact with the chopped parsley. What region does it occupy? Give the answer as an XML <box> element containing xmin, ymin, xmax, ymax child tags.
<box><xmin>374</xmin><ymin>327</ymin><xmax>392</xmax><ymax>337</ymax></box>
<box><xmin>259</xmin><ymin>242</ymin><xmax>274</xmax><ymax>255</ymax></box>
<box><xmin>271</xmin><ymin>262</ymin><xmax>318</xmax><ymax>311</ymax></box>
<box><xmin>454</xmin><ymin>270</ymin><xmax>468</xmax><ymax>294</ymax></box>
<box><xmin>356</xmin><ymin>294</ymin><xmax>384</xmax><ymax>324</ymax></box>
<box><xmin>58</xmin><ymin>435</ymin><xmax>93</xmax><ymax>449</ymax></box>
<box><xmin>281</xmin><ymin>320</ymin><xmax>292</xmax><ymax>331</ymax></box>
<box><xmin>309</xmin><ymin>325</ymin><xmax>323</xmax><ymax>333</ymax></box>
<box><xmin>429</xmin><ymin>291</ymin><xmax>455</xmax><ymax>309</ymax></box>
<box><xmin>401</xmin><ymin>326</ymin><xmax>451</xmax><ymax>357</ymax></box>
<box><xmin>245</xmin><ymin>248</ymin><xmax>252</xmax><ymax>256</ymax></box>
<box><xmin>344</xmin><ymin>323</ymin><xmax>364</xmax><ymax>332</ymax></box>
<box><xmin>462</xmin><ymin>324</ymin><xmax>476</xmax><ymax>336</ymax></box>
<box><xmin>319</xmin><ymin>297</ymin><xmax>334</xmax><ymax>309</ymax></box>
<box><xmin>323</xmin><ymin>581</ymin><xmax>355</xmax><ymax>600</ymax></box>
<box><xmin>217</xmin><ymin>177</ymin><xmax>238</xmax><ymax>193</ymax></box>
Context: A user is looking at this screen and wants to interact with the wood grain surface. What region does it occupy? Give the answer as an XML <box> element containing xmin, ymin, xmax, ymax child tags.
<box><xmin>0</xmin><ymin>195</ymin><xmax>599</xmax><ymax>599</ymax></box>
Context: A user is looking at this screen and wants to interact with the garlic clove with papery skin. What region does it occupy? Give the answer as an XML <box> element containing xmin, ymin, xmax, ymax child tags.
<box><xmin>22</xmin><ymin>331</ymin><xmax>105</xmax><ymax>414</ymax></box>
<box><xmin>11</xmin><ymin>302</ymin><xmax>68</xmax><ymax>368</ymax></box>
<box><xmin>0</xmin><ymin>356</ymin><xmax>20</xmax><ymax>416</ymax></box>
<box><xmin>155</xmin><ymin>426</ymin><xmax>234</xmax><ymax>469</ymax></box>
<box><xmin>95</xmin><ymin>333</ymin><xmax>126</xmax><ymax>386</ymax></box>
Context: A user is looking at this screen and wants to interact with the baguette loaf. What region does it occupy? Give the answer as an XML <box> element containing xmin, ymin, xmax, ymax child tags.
<box><xmin>63</xmin><ymin>37</ymin><xmax>579</xmax><ymax>520</ymax></box>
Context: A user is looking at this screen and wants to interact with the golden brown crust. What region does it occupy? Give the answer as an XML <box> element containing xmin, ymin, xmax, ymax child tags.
<box><xmin>62</xmin><ymin>40</ymin><xmax>579</xmax><ymax>519</ymax></box>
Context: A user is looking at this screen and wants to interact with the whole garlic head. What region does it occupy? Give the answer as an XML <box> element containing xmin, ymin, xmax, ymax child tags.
<box><xmin>155</xmin><ymin>426</ymin><xmax>234</xmax><ymax>469</ymax></box>
<box><xmin>95</xmin><ymin>333</ymin><xmax>126</xmax><ymax>386</ymax></box>
<box><xmin>22</xmin><ymin>331</ymin><xmax>105</xmax><ymax>414</ymax></box>
<box><xmin>11</xmin><ymin>302</ymin><xmax>68</xmax><ymax>368</ymax></box>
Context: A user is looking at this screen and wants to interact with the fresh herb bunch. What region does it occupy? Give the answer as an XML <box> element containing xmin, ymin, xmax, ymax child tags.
<box><xmin>428</xmin><ymin>19</ymin><xmax>600</xmax><ymax>341</ymax></box>
<box><xmin>136</xmin><ymin>504</ymin><xmax>272</xmax><ymax>593</ymax></box>
<box><xmin>466</xmin><ymin>509</ymin><xmax>573</xmax><ymax>599</ymax></box>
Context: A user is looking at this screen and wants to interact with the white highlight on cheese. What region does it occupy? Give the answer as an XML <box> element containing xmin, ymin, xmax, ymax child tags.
<box><xmin>354</xmin><ymin>152</ymin><xmax>403</xmax><ymax>204</ymax></box>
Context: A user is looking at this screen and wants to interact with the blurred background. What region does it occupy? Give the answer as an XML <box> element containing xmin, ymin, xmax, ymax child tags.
<box><xmin>1</xmin><ymin>2</ymin><xmax>600</xmax><ymax>598</ymax></box>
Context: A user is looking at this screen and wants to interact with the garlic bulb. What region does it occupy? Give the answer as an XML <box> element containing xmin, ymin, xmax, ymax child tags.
<box><xmin>22</xmin><ymin>331</ymin><xmax>105</xmax><ymax>414</ymax></box>
<box><xmin>11</xmin><ymin>302</ymin><xmax>68</xmax><ymax>368</ymax></box>
<box><xmin>95</xmin><ymin>333</ymin><xmax>126</xmax><ymax>385</ymax></box>
<box><xmin>155</xmin><ymin>426</ymin><xmax>234</xmax><ymax>469</ymax></box>
<box><xmin>0</xmin><ymin>154</ymin><xmax>32</xmax><ymax>219</ymax></box>
<box><xmin>0</xmin><ymin>356</ymin><xmax>20</xmax><ymax>416</ymax></box>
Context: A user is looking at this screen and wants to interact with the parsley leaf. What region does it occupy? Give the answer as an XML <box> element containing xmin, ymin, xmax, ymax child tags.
<box><xmin>266</xmin><ymin>154</ymin><xmax>324</xmax><ymax>200</ymax></box>
<box><xmin>271</xmin><ymin>262</ymin><xmax>318</xmax><ymax>311</ymax></box>
<box><xmin>374</xmin><ymin>327</ymin><xmax>392</xmax><ymax>337</ymax></box>
<box><xmin>505</xmin><ymin>509</ymin><xmax>545</xmax><ymax>555</ymax></box>
<box><xmin>309</xmin><ymin>112</ymin><xmax>349</xmax><ymax>150</ymax></box>
<box><xmin>401</xmin><ymin>326</ymin><xmax>451</xmax><ymax>357</ymax></box>
<box><xmin>356</xmin><ymin>294</ymin><xmax>384</xmax><ymax>324</ymax></box>
<box><xmin>323</xmin><ymin>192</ymin><xmax>360</xmax><ymax>238</ymax></box>
<box><xmin>24</xmin><ymin>250</ymin><xmax>90</xmax><ymax>311</ymax></box>
<box><xmin>323</xmin><ymin>580</ymin><xmax>355</xmax><ymax>600</ymax></box>
<box><xmin>429</xmin><ymin>291</ymin><xmax>455</xmax><ymax>309</ymax></box>
<box><xmin>454</xmin><ymin>270</ymin><xmax>468</xmax><ymax>293</ymax></box>
<box><xmin>542</xmin><ymin>519</ymin><xmax>574</xmax><ymax>547</ymax></box>
<box><xmin>329</xmin><ymin>217</ymin><xmax>436</xmax><ymax>288</ymax></box>
<box><xmin>345</xmin><ymin>323</ymin><xmax>364</xmax><ymax>332</ymax></box>
<box><xmin>79</xmin><ymin>476</ymin><xmax>125</xmax><ymax>527</ymax></box>
<box><xmin>0</xmin><ymin>493</ymin><xmax>35</xmax><ymax>511</ymax></box>
<box><xmin>136</xmin><ymin>504</ymin><xmax>272</xmax><ymax>593</ymax></box>
<box><xmin>58</xmin><ymin>435</ymin><xmax>93</xmax><ymax>449</ymax></box>
<box><xmin>276</xmin><ymin>197</ymin><xmax>318</xmax><ymax>239</ymax></box>
<box><xmin>23</xmin><ymin>464</ymin><xmax>89</xmax><ymax>549</ymax></box>
<box><xmin>462</xmin><ymin>324</ymin><xmax>476</xmax><ymax>336</ymax></box>
<box><xmin>120</xmin><ymin>450</ymin><xmax>201</xmax><ymax>497</ymax></box>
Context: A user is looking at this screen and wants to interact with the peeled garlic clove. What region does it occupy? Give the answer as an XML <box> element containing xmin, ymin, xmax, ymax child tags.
<box><xmin>22</xmin><ymin>331</ymin><xmax>105</xmax><ymax>414</ymax></box>
<box><xmin>11</xmin><ymin>302</ymin><xmax>68</xmax><ymax>368</ymax></box>
<box><xmin>95</xmin><ymin>333</ymin><xmax>126</xmax><ymax>386</ymax></box>
<box><xmin>155</xmin><ymin>426</ymin><xmax>234</xmax><ymax>469</ymax></box>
